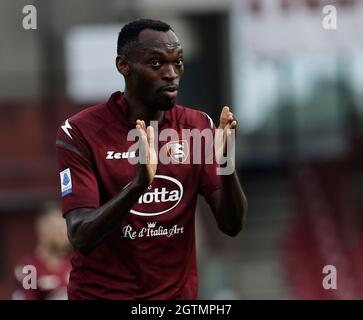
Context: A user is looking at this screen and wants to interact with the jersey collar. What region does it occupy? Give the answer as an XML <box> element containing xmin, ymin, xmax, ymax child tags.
<box><xmin>107</xmin><ymin>91</ymin><xmax>173</xmax><ymax>130</ymax></box>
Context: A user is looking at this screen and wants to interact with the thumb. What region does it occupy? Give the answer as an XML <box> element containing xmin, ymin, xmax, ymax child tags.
<box><xmin>219</xmin><ymin>106</ymin><xmax>230</xmax><ymax>129</ymax></box>
<box><xmin>147</xmin><ymin>126</ymin><xmax>154</xmax><ymax>148</ymax></box>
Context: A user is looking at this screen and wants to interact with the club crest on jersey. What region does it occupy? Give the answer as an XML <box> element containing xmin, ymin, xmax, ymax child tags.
<box><xmin>60</xmin><ymin>168</ymin><xmax>72</xmax><ymax>197</ymax></box>
<box><xmin>166</xmin><ymin>140</ymin><xmax>189</xmax><ymax>163</ymax></box>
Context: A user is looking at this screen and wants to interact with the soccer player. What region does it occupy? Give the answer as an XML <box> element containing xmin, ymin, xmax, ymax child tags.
<box><xmin>56</xmin><ymin>19</ymin><xmax>247</xmax><ymax>299</ymax></box>
<box><xmin>13</xmin><ymin>203</ymin><xmax>71</xmax><ymax>300</ymax></box>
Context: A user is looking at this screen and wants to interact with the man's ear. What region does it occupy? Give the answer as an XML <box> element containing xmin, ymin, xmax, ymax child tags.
<box><xmin>116</xmin><ymin>55</ymin><xmax>130</xmax><ymax>76</ymax></box>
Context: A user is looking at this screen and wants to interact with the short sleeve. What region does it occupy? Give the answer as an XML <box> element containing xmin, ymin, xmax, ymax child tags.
<box><xmin>56</xmin><ymin>120</ymin><xmax>99</xmax><ymax>215</ymax></box>
<box><xmin>197</xmin><ymin>113</ymin><xmax>221</xmax><ymax>201</ymax></box>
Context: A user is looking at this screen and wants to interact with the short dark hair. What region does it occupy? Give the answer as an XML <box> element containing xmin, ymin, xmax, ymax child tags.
<box><xmin>117</xmin><ymin>19</ymin><xmax>173</xmax><ymax>55</ymax></box>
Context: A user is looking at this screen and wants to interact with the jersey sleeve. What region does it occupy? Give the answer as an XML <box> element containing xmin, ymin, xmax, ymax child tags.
<box><xmin>197</xmin><ymin>113</ymin><xmax>221</xmax><ymax>201</ymax></box>
<box><xmin>56</xmin><ymin>119</ymin><xmax>99</xmax><ymax>215</ymax></box>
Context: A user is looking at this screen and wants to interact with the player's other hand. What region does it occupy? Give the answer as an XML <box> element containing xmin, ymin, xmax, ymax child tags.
<box><xmin>217</xmin><ymin>106</ymin><xmax>237</xmax><ymax>158</ymax></box>
<box><xmin>135</xmin><ymin>120</ymin><xmax>157</xmax><ymax>187</ymax></box>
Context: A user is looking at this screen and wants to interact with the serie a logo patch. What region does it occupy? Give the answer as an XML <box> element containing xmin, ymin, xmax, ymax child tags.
<box><xmin>60</xmin><ymin>168</ymin><xmax>72</xmax><ymax>197</ymax></box>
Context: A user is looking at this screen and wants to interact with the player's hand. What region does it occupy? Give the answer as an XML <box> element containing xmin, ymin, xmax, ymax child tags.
<box><xmin>135</xmin><ymin>120</ymin><xmax>157</xmax><ymax>186</ymax></box>
<box><xmin>216</xmin><ymin>106</ymin><xmax>237</xmax><ymax>161</ymax></box>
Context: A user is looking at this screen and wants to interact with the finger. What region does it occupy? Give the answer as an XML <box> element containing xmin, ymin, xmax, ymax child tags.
<box><xmin>138</xmin><ymin>129</ymin><xmax>148</xmax><ymax>160</ymax></box>
<box><xmin>137</xmin><ymin>120</ymin><xmax>144</xmax><ymax>130</ymax></box>
<box><xmin>136</xmin><ymin>122</ymin><xmax>144</xmax><ymax>132</ymax></box>
<box><xmin>136</xmin><ymin>124</ymin><xmax>147</xmax><ymax>141</ymax></box>
<box><xmin>220</xmin><ymin>106</ymin><xmax>229</xmax><ymax>120</ymax></box>
<box><xmin>137</xmin><ymin>120</ymin><xmax>146</xmax><ymax>132</ymax></box>
<box><xmin>227</xmin><ymin>113</ymin><xmax>237</xmax><ymax>123</ymax></box>
<box><xmin>222</xmin><ymin>106</ymin><xmax>230</xmax><ymax>115</ymax></box>
<box><xmin>219</xmin><ymin>106</ymin><xmax>230</xmax><ymax>129</ymax></box>
<box><xmin>141</xmin><ymin>134</ymin><xmax>148</xmax><ymax>144</ymax></box>
<box><xmin>146</xmin><ymin>126</ymin><xmax>154</xmax><ymax>147</ymax></box>
<box><xmin>229</xmin><ymin>120</ymin><xmax>237</xmax><ymax>129</ymax></box>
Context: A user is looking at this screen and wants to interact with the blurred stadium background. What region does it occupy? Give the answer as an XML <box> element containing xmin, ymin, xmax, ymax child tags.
<box><xmin>1</xmin><ymin>0</ymin><xmax>363</xmax><ymax>299</ymax></box>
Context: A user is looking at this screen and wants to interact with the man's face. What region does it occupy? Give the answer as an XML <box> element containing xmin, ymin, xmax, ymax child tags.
<box><xmin>126</xmin><ymin>29</ymin><xmax>184</xmax><ymax>111</ymax></box>
<box><xmin>37</xmin><ymin>210</ymin><xmax>70</xmax><ymax>257</ymax></box>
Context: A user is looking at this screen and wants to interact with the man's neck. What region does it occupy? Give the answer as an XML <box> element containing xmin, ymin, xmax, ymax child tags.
<box><xmin>124</xmin><ymin>91</ymin><xmax>164</xmax><ymax>125</ymax></box>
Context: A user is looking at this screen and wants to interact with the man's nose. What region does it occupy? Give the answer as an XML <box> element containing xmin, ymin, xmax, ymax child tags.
<box><xmin>162</xmin><ymin>64</ymin><xmax>178</xmax><ymax>81</ymax></box>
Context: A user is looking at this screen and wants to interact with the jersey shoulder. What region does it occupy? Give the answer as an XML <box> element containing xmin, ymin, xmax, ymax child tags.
<box><xmin>172</xmin><ymin>104</ymin><xmax>215</xmax><ymax>129</ymax></box>
<box><xmin>57</xmin><ymin>102</ymin><xmax>114</xmax><ymax>142</ymax></box>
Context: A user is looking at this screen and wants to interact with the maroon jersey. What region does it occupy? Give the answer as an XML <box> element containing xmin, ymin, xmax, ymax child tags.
<box><xmin>56</xmin><ymin>91</ymin><xmax>220</xmax><ymax>299</ymax></box>
<box><xmin>13</xmin><ymin>253</ymin><xmax>71</xmax><ymax>300</ymax></box>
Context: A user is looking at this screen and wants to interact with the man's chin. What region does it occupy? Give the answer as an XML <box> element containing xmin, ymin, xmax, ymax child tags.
<box><xmin>158</xmin><ymin>102</ymin><xmax>175</xmax><ymax>111</ymax></box>
<box><xmin>154</xmin><ymin>97</ymin><xmax>176</xmax><ymax>111</ymax></box>
<box><xmin>153</xmin><ymin>93</ymin><xmax>177</xmax><ymax>111</ymax></box>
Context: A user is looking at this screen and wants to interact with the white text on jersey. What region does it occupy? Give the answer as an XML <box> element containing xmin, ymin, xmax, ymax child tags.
<box><xmin>106</xmin><ymin>151</ymin><xmax>136</xmax><ymax>159</ymax></box>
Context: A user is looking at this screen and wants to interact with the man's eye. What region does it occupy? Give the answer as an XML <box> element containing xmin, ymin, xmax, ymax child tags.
<box><xmin>151</xmin><ymin>60</ymin><xmax>161</xmax><ymax>67</ymax></box>
<box><xmin>175</xmin><ymin>59</ymin><xmax>184</xmax><ymax>66</ymax></box>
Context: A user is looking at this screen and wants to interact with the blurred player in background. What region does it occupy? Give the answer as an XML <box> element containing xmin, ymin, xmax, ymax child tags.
<box><xmin>13</xmin><ymin>203</ymin><xmax>71</xmax><ymax>300</ymax></box>
<box><xmin>56</xmin><ymin>18</ymin><xmax>247</xmax><ymax>299</ymax></box>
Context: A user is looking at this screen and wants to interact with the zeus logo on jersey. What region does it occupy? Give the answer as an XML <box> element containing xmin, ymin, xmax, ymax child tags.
<box><xmin>129</xmin><ymin>175</ymin><xmax>183</xmax><ymax>216</ymax></box>
<box><xmin>106</xmin><ymin>151</ymin><xmax>136</xmax><ymax>159</ymax></box>
<box><xmin>60</xmin><ymin>168</ymin><xmax>72</xmax><ymax>197</ymax></box>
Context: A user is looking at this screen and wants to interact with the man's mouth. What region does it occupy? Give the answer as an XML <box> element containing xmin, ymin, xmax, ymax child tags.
<box><xmin>160</xmin><ymin>85</ymin><xmax>178</xmax><ymax>99</ymax></box>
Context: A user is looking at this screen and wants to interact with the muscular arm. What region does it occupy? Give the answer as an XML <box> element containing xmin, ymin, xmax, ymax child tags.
<box><xmin>65</xmin><ymin>120</ymin><xmax>156</xmax><ymax>255</ymax></box>
<box><xmin>66</xmin><ymin>178</ymin><xmax>148</xmax><ymax>255</ymax></box>
<box><xmin>206</xmin><ymin>106</ymin><xmax>248</xmax><ymax>237</ymax></box>
<box><xmin>208</xmin><ymin>171</ymin><xmax>247</xmax><ymax>237</ymax></box>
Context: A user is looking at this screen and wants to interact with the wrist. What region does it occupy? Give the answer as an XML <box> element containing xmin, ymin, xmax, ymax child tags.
<box><xmin>131</xmin><ymin>176</ymin><xmax>150</xmax><ymax>193</ymax></box>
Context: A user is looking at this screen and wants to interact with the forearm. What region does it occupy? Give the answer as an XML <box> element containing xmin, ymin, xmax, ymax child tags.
<box><xmin>67</xmin><ymin>178</ymin><xmax>148</xmax><ymax>254</ymax></box>
<box><xmin>216</xmin><ymin>171</ymin><xmax>247</xmax><ymax>236</ymax></box>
